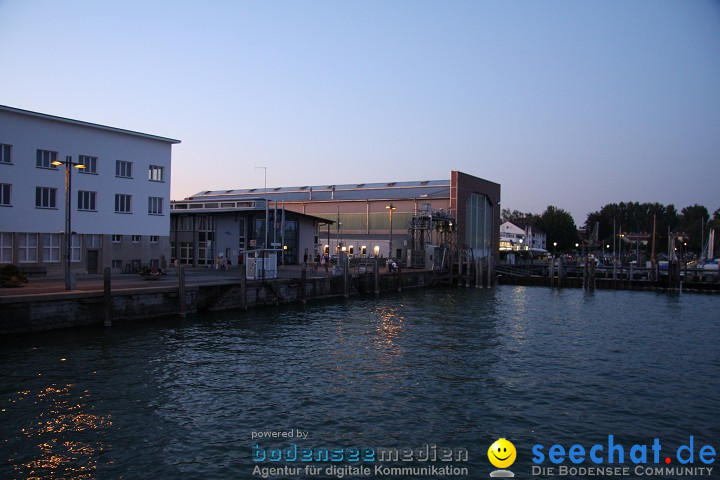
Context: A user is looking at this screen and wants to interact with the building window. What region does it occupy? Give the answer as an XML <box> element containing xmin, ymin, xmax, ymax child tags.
<box><xmin>71</xmin><ymin>235</ymin><xmax>81</xmax><ymax>262</ymax></box>
<box><xmin>131</xmin><ymin>235</ymin><xmax>141</xmax><ymax>243</ymax></box>
<box><xmin>150</xmin><ymin>235</ymin><xmax>159</xmax><ymax>243</ymax></box>
<box><xmin>148</xmin><ymin>165</ymin><xmax>164</xmax><ymax>182</ymax></box>
<box><xmin>43</xmin><ymin>233</ymin><xmax>61</xmax><ymax>263</ymax></box>
<box><xmin>179</xmin><ymin>242</ymin><xmax>193</xmax><ymax>265</ymax></box>
<box><xmin>148</xmin><ymin>197</ymin><xmax>163</xmax><ymax>215</ymax></box>
<box><xmin>78</xmin><ymin>191</ymin><xmax>97</xmax><ymax>211</ymax></box>
<box><xmin>36</xmin><ymin>149</ymin><xmax>58</xmax><ymax>169</ymax></box>
<box><xmin>18</xmin><ymin>233</ymin><xmax>38</xmax><ymax>263</ymax></box>
<box><xmin>115</xmin><ymin>160</ymin><xmax>133</xmax><ymax>178</ymax></box>
<box><xmin>0</xmin><ymin>144</ymin><xmax>11</xmax><ymax>164</ymax></box>
<box><xmin>78</xmin><ymin>155</ymin><xmax>98</xmax><ymax>174</ymax></box>
<box><xmin>85</xmin><ymin>234</ymin><xmax>102</xmax><ymax>248</ymax></box>
<box><xmin>112</xmin><ymin>259</ymin><xmax>123</xmax><ymax>269</ymax></box>
<box><xmin>0</xmin><ymin>233</ymin><xmax>13</xmax><ymax>263</ymax></box>
<box><xmin>0</xmin><ymin>183</ymin><xmax>10</xmax><ymax>206</ymax></box>
<box><xmin>112</xmin><ymin>235</ymin><xmax>122</xmax><ymax>243</ymax></box>
<box><xmin>35</xmin><ymin>187</ymin><xmax>57</xmax><ymax>209</ymax></box>
<box><xmin>115</xmin><ymin>194</ymin><xmax>132</xmax><ymax>213</ymax></box>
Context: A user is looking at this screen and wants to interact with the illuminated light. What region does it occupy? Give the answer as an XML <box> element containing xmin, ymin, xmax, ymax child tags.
<box><xmin>60</xmin><ymin>358</ymin><xmax>66</xmax><ymax>362</ymax></box>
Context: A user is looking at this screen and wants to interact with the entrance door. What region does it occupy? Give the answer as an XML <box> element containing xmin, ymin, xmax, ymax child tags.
<box><xmin>87</xmin><ymin>250</ymin><xmax>99</xmax><ymax>274</ymax></box>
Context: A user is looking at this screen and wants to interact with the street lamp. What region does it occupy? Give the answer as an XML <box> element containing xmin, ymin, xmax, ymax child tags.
<box><xmin>51</xmin><ymin>155</ymin><xmax>86</xmax><ymax>290</ymax></box>
<box><xmin>385</xmin><ymin>203</ymin><xmax>396</xmax><ymax>258</ymax></box>
<box><xmin>553</xmin><ymin>241</ymin><xmax>558</xmax><ymax>257</ymax></box>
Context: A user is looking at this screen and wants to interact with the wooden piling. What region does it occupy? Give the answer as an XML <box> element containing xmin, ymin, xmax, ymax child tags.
<box><xmin>457</xmin><ymin>250</ymin><xmax>462</xmax><ymax>287</ymax></box>
<box><xmin>557</xmin><ymin>258</ymin><xmax>564</xmax><ymax>288</ymax></box>
<box><xmin>374</xmin><ymin>258</ymin><xmax>380</xmax><ymax>294</ymax></box>
<box><xmin>103</xmin><ymin>267</ymin><xmax>112</xmax><ymax>327</ymax></box>
<box><xmin>549</xmin><ymin>258</ymin><xmax>555</xmax><ymax>287</ymax></box>
<box><xmin>301</xmin><ymin>266</ymin><xmax>307</xmax><ymax>304</ymax></box>
<box><xmin>240</xmin><ymin>266</ymin><xmax>247</xmax><ymax>310</ymax></box>
<box><xmin>178</xmin><ymin>265</ymin><xmax>187</xmax><ymax>318</ymax></box>
<box><xmin>487</xmin><ymin>255</ymin><xmax>494</xmax><ymax>288</ymax></box>
<box><xmin>476</xmin><ymin>257</ymin><xmax>482</xmax><ymax>288</ymax></box>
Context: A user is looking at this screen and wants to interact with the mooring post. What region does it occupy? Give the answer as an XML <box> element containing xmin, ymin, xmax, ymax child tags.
<box><xmin>301</xmin><ymin>265</ymin><xmax>307</xmax><ymax>304</ymax></box>
<box><xmin>103</xmin><ymin>267</ymin><xmax>112</xmax><ymax>327</ymax></box>
<box><xmin>476</xmin><ymin>257</ymin><xmax>482</xmax><ymax>288</ymax></box>
<box><xmin>240</xmin><ymin>265</ymin><xmax>247</xmax><ymax>310</ymax></box>
<box><xmin>449</xmin><ymin>250</ymin><xmax>454</xmax><ymax>285</ymax></box>
<box><xmin>582</xmin><ymin>257</ymin><xmax>588</xmax><ymax>290</ymax></box>
<box><xmin>397</xmin><ymin>264</ymin><xmax>402</xmax><ymax>292</ymax></box>
<box><xmin>548</xmin><ymin>257</ymin><xmax>554</xmax><ymax>287</ymax></box>
<box><xmin>558</xmin><ymin>257</ymin><xmax>564</xmax><ymax>288</ymax></box>
<box><xmin>178</xmin><ymin>265</ymin><xmax>187</xmax><ymax>318</ymax></box>
<box><xmin>374</xmin><ymin>258</ymin><xmax>380</xmax><ymax>294</ymax></box>
<box><xmin>487</xmin><ymin>255</ymin><xmax>494</xmax><ymax>287</ymax></box>
<box><xmin>457</xmin><ymin>250</ymin><xmax>462</xmax><ymax>287</ymax></box>
<box><xmin>343</xmin><ymin>257</ymin><xmax>349</xmax><ymax>299</ymax></box>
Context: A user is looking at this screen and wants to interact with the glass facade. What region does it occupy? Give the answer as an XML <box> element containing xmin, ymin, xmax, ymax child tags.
<box><xmin>465</xmin><ymin>193</ymin><xmax>493</xmax><ymax>258</ymax></box>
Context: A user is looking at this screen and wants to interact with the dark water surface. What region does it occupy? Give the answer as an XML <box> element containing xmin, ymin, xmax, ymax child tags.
<box><xmin>1</xmin><ymin>286</ymin><xmax>719</xmax><ymax>479</ymax></box>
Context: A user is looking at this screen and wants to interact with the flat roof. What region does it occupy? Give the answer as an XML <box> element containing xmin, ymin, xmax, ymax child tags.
<box><xmin>0</xmin><ymin>105</ymin><xmax>181</xmax><ymax>144</ymax></box>
<box><xmin>189</xmin><ymin>179</ymin><xmax>451</xmax><ymax>203</ymax></box>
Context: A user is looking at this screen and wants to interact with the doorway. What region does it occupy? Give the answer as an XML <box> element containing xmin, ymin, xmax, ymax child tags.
<box><xmin>87</xmin><ymin>250</ymin><xmax>99</xmax><ymax>274</ymax></box>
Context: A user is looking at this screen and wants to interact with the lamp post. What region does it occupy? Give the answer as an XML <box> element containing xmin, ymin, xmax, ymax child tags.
<box><xmin>51</xmin><ymin>155</ymin><xmax>86</xmax><ymax>290</ymax></box>
<box><xmin>553</xmin><ymin>241</ymin><xmax>558</xmax><ymax>257</ymax></box>
<box><xmin>386</xmin><ymin>203</ymin><xmax>396</xmax><ymax>258</ymax></box>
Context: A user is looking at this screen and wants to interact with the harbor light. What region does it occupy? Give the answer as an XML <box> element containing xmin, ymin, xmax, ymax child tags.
<box><xmin>51</xmin><ymin>155</ymin><xmax>86</xmax><ymax>290</ymax></box>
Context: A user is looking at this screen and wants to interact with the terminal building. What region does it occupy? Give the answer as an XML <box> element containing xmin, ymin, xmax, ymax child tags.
<box><xmin>0</xmin><ymin>105</ymin><xmax>180</xmax><ymax>275</ymax></box>
<box><xmin>170</xmin><ymin>171</ymin><xmax>500</xmax><ymax>268</ymax></box>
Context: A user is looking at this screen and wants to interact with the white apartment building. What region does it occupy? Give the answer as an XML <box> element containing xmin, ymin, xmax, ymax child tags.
<box><xmin>0</xmin><ymin>105</ymin><xmax>180</xmax><ymax>275</ymax></box>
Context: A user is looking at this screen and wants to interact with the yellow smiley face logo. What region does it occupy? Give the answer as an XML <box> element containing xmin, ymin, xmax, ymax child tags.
<box><xmin>488</xmin><ymin>438</ymin><xmax>516</xmax><ymax>469</ymax></box>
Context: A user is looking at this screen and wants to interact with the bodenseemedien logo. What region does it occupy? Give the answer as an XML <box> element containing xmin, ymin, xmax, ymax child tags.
<box><xmin>488</xmin><ymin>438</ymin><xmax>516</xmax><ymax>477</ymax></box>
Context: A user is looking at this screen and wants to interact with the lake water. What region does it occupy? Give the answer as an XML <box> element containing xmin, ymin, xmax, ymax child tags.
<box><xmin>1</xmin><ymin>286</ymin><xmax>719</xmax><ymax>479</ymax></box>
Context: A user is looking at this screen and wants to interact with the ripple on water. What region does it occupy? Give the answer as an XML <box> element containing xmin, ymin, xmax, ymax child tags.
<box><xmin>0</xmin><ymin>286</ymin><xmax>718</xmax><ymax>479</ymax></box>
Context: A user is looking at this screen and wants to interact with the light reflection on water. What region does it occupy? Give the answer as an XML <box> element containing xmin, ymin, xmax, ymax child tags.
<box><xmin>0</xmin><ymin>286</ymin><xmax>719</xmax><ymax>479</ymax></box>
<box><xmin>5</xmin><ymin>383</ymin><xmax>111</xmax><ymax>480</ymax></box>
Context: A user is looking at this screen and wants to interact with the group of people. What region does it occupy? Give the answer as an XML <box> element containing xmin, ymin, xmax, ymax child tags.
<box><xmin>214</xmin><ymin>256</ymin><xmax>232</xmax><ymax>271</ymax></box>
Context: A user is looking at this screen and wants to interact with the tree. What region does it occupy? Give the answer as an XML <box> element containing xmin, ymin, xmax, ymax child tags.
<box><xmin>585</xmin><ymin>202</ymin><xmax>679</xmax><ymax>254</ymax></box>
<box><xmin>536</xmin><ymin>205</ymin><xmax>578</xmax><ymax>251</ymax></box>
<box><xmin>501</xmin><ymin>208</ymin><xmax>540</xmax><ymax>226</ymax></box>
<box><xmin>678</xmin><ymin>204</ymin><xmax>709</xmax><ymax>254</ymax></box>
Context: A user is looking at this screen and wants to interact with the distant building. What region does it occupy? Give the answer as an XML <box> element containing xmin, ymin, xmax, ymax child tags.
<box><xmin>0</xmin><ymin>105</ymin><xmax>180</xmax><ymax>274</ymax></box>
<box><xmin>173</xmin><ymin>171</ymin><xmax>500</xmax><ymax>266</ymax></box>
<box><xmin>499</xmin><ymin>220</ymin><xmax>547</xmax><ymax>253</ymax></box>
<box><xmin>169</xmin><ymin>197</ymin><xmax>330</xmax><ymax>267</ymax></box>
<box><xmin>500</xmin><ymin>221</ymin><xmax>526</xmax><ymax>251</ymax></box>
<box><xmin>523</xmin><ymin>224</ymin><xmax>547</xmax><ymax>252</ymax></box>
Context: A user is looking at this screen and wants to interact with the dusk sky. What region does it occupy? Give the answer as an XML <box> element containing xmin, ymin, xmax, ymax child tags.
<box><xmin>1</xmin><ymin>0</ymin><xmax>718</xmax><ymax>224</ymax></box>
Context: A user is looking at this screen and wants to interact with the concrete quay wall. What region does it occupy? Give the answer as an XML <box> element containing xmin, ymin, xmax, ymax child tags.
<box><xmin>0</xmin><ymin>270</ymin><xmax>447</xmax><ymax>335</ymax></box>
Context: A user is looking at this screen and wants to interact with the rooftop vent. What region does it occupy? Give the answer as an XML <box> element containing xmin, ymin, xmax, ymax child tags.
<box><xmin>249</xmin><ymin>188</ymin><xmax>256</xmax><ymax>192</ymax></box>
<box><xmin>387</xmin><ymin>182</ymin><xmax>396</xmax><ymax>187</ymax></box>
<box><xmin>420</xmin><ymin>180</ymin><xmax>429</xmax><ymax>185</ymax></box>
<box><xmin>356</xmin><ymin>183</ymin><xmax>365</xmax><ymax>188</ymax></box>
